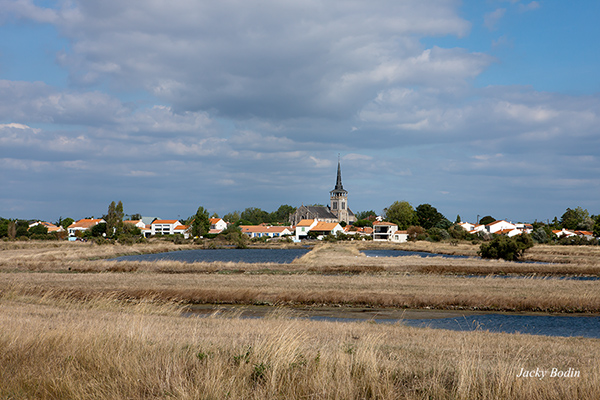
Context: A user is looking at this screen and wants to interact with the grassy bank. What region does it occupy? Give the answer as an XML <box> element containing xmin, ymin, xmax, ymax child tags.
<box><xmin>2</xmin><ymin>270</ymin><xmax>599</xmax><ymax>313</ymax></box>
<box><xmin>1</xmin><ymin>294</ymin><xmax>597</xmax><ymax>399</ymax></box>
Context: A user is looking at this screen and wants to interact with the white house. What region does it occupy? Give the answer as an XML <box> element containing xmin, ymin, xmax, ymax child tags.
<box><xmin>295</xmin><ymin>219</ymin><xmax>319</xmax><ymax>241</ymax></box>
<box><xmin>210</xmin><ymin>218</ymin><xmax>228</xmax><ymax>233</ymax></box>
<box><xmin>552</xmin><ymin>229</ymin><xmax>576</xmax><ymax>238</ymax></box>
<box><xmin>373</xmin><ymin>221</ymin><xmax>398</xmax><ymax>241</ymax></box>
<box><xmin>390</xmin><ymin>230</ymin><xmax>408</xmax><ymax>243</ymax></box>
<box><xmin>29</xmin><ymin>221</ymin><xmax>65</xmax><ymax>233</ymax></box>
<box><xmin>123</xmin><ymin>220</ymin><xmax>146</xmax><ymax>229</ymax></box>
<box><xmin>173</xmin><ymin>224</ymin><xmax>191</xmax><ymax>239</ymax></box>
<box><xmin>309</xmin><ymin>221</ymin><xmax>344</xmax><ymax>239</ymax></box>
<box><xmin>240</xmin><ymin>225</ymin><xmax>293</xmax><ymax>239</ymax></box>
<box><xmin>68</xmin><ymin>218</ymin><xmax>106</xmax><ymax>236</ymax></box>
<box><xmin>150</xmin><ymin>219</ymin><xmax>183</xmax><ymax>235</ymax></box>
<box><xmin>486</xmin><ymin>220</ymin><xmax>517</xmax><ymax>234</ymax></box>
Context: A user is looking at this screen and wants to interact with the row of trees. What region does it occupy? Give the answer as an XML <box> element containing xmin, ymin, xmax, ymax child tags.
<box><xmin>2</xmin><ymin>199</ymin><xmax>599</xmax><ymax>244</ymax></box>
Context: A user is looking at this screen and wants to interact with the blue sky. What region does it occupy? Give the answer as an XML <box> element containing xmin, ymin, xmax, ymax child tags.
<box><xmin>0</xmin><ymin>0</ymin><xmax>599</xmax><ymax>224</ymax></box>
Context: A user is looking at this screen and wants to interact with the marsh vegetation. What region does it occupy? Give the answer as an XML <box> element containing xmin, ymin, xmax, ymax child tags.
<box><xmin>1</xmin><ymin>240</ymin><xmax>599</xmax><ymax>398</ymax></box>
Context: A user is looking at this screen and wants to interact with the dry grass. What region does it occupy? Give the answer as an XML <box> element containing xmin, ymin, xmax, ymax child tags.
<box><xmin>3</xmin><ymin>241</ymin><xmax>600</xmax><ymax>276</ymax></box>
<box><xmin>1</xmin><ymin>295</ymin><xmax>598</xmax><ymax>399</ymax></box>
<box><xmin>2</xmin><ymin>270</ymin><xmax>599</xmax><ymax>313</ymax></box>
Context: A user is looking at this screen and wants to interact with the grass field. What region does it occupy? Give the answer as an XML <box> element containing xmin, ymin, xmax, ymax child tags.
<box><xmin>1</xmin><ymin>240</ymin><xmax>598</xmax><ymax>398</ymax></box>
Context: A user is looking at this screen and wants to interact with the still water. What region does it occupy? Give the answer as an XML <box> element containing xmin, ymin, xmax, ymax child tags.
<box><xmin>113</xmin><ymin>248</ymin><xmax>310</xmax><ymax>264</ymax></box>
<box><xmin>114</xmin><ymin>248</ymin><xmax>465</xmax><ymax>264</ymax></box>
<box><xmin>399</xmin><ymin>313</ymin><xmax>600</xmax><ymax>338</ymax></box>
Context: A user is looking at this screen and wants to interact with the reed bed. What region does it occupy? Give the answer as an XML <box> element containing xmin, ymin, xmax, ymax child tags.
<box><xmin>2</xmin><ymin>241</ymin><xmax>600</xmax><ymax>276</ymax></box>
<box><xmin>2</xmin><ymin>270</ymin><xmax>599</xmax><ymax>313</ymax></box>
<box><xmin>1</xmin><ymin>295</ymin><xmax>597</xmax><ymax>399</ymax></box>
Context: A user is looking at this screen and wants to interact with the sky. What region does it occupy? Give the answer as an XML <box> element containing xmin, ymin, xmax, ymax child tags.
<box><xmin>1</xmin><ymin>0</ymin><xmax>599</xmax><ymax>224</ymax></box>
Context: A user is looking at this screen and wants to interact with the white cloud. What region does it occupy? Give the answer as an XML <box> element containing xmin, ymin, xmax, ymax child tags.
<box><xmin>519</xmin><ymin>2</ymin><xmax>540</xmax><ymax>12</ymax></box>
<box><xmin>484</xmin><ymin>8</ymin><xmax>506</xmax><ymax>31</ymax></box>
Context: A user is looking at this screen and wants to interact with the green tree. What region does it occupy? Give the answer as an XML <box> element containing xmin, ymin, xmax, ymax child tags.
<box><xmin>192</xmin><ymin>206</ymin><xmax>211</xmax><ymax>238</ymax></box>
<box><xmin>59</xmin><ymin>217</ymin><xmax>74</xmax><ymax>230</ymax></box>
<box><xmin>353</xmin><ymin>219</ymin><xmax>373</xmax><ymax>228</ymax></box>
<box><xmin>240</xmin><ymin>207</ymin><xmax>269</xmax><ymax>225</ymax></box>
<box><xmin>560</xmin><ymin>207</ymin><xmax>591</xmax><ymax>230</ymax></box>
<box><xmin>455</xmin><ymin>215</ymin><xmax>461</xmax><ymax>224</ymax></box>
<box><xmin>29</xmin><ymin>224</ymin><xmax>48</xmax><ymax>236</ymax></box>
<box><xmin>383</xmin><ymin>201</ymin><xmax>416</xmax><ymax>230</ymax></box>
<box><xmin>7</xmin><ymin>221</ymin><xmax>16</xmax><ymax>240</ymax></box>
<box><xmin>594</xmin><ymin>215</ymin><xmax>600</xmax><ymax>238</ymax></box>
<box><xmin>222</xmin><ymin>225</ymin><xmax>248</xmax><ymax>249</ymax></box>
<box><xmin>223</xmin><ymin>211</ymin><xmax>240</xmax><ymax>225</ymax></box>
<box><xmin>115</xmin><ymin>201</ymin><xmax>124</xmax><ymax>234</ymax></box>
<box><xmin>0</xmin><ymin>218</ymin><xmax>9</xmax><ymax>238</ymax></box>
<box><xmin>479</xmin><ymin>215</ymin><xmax>495</xmax><ymax>225</ymax></box>
<box><xmin>356</xmin><ymin>210</ymin><xmax>377</xmax><ymax>221</ymax></box>
<box><xmin>478</xmin><ymin>234</ymin><xmax>534</xmax><ymax>261</ymax></box>
<box><xmin>129</xmin><ymin>213</ymin><xmax>142</xmax><ymax>221</ymax></box>
<box><xmin>270</xmin><ymin>204</ymin><xmax>296</xmax><ymax>224</ymax></box>
<box><xmin>89</xmin><ymin>222</ymin><xmax>107</xmax><ymax>237</ymax></box>
<box><xmin>16</xmin><ymin>220</ymin><xmax>29</xmax><ymax>237</ymax></box>
<box><xmin>416</xmin><ymin>204</ymin><xmax>447</xmax><ymax>230</ymax></box>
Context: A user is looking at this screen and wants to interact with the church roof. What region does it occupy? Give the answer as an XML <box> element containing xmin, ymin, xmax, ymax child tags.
<box><xmin>304</xmin><ymin>206</ymin><xmax>338</xmax><ymax>220</ymax></box>
<box><xmin>330</xmin><ymin>159</ymin><xmax>348</xmax><ymax>196</ymax></box>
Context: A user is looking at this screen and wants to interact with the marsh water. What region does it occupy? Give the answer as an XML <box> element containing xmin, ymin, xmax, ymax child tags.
<box><xmin>113</xmin><ymin>248</ymin><xmax>468</xmax><ymax>263</ymax></box>
<box><xmin>188</xmin><ymin>305</ymin><xmax>600</xmax><ymax>339</ymax></box>
<box><xmin>114</xmin><ymin>248</ymin><xmax>600</xmax><ymax>338</ymax></box>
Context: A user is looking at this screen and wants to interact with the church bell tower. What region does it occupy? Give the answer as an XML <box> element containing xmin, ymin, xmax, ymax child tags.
<box><xmin>330</xmin><ymin>157</ymin><xmax>349</xmax><ymax>224</ymax></box>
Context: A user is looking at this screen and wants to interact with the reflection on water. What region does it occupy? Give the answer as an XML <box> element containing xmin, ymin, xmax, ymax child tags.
<box><xmin>113</xmin><ymin>248</ymin><xmax>310</xmax><ymax>264</ymax></box>
<box><xmin>400</xmin><ymin>314</ymin><xmax>600</xmax><ymax>338</ymax></box>
<box><xmin>361</xmin><ymin>249</ymin><xmax>470</xmax><ymax>260</ymax></box>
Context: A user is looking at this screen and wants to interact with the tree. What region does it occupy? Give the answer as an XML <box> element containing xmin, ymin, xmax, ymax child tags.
<box><xmin>7</xmin><ymin>221</ymin><xmax>16</xmax><ymax>240</ymax></box>
<box><xmin>59</xmin><ymin>217</ymin><xmax>74</xmax><ymax>230</ymax></box>
<box><xmin>240</xmin><ymin>207</ymin><xmax>269</xmax><ymax>225</ymax></box>
<box><xmin>29</xmin><ymin>224</ymin><xmax>48</xmax><ymax>236</ymax></box>
<box><xmin>560</xmin><ymin>207</ymin><xmax>591</xmax><ymax>230</ymax></box>
<box><xmin>16</xmin><ymin>220</ymin><xmax>29</xmax><ymax>237</ymax></box>
<box><xmin>356</xmin><ymin>210</ymin><xmax>377</xmax><ymax>221</ymax></box>
<box><xmin>594</xmin><ymin>215</ymin><xmax>600</xmax><ymax>238</ymax></box>
<box><xmin>115</xmin><ymin>201</ymin><xmax>124</xmax><ymax>234</ymax></box>
<box><xmin>192</xmin><ymin>206</ymin><xmax>211</xmax><ymax>238</ymax></box>
<box><xmin>478</xmin><ymin>234</ymin><xmax>534</xmax><ymax>261</ymax></box>
<box><xmin>129</xmin><ymin>213</ymin><xmax>142</xmax><ymax>221</ymax></box>
<box><xmin>353</xmin><ymin>219</ymin><xmax>373</xmax><ymax>228</ymax></box>
<box><xmin>269</xmin><ymin>204</ymin><xmax>296</xmax><ymax>224</ymax></box>
<box><xmin>415</xmin><ymin>204</ymin><xmax>447</xmax><ymax>230</ymax></box>
<box><xmin>222</xmin><ymin>225</ymin><xmax>248</xmax><ymax>249</ymax></box>
<box><xmin>223</xmin><ymin>211</ymin><xmax>240</xmax><ymax>225</ymax></box>
<box><xmin>455</xmin><ymin>215</ymin><xmax>461</xmax><ymax>224</ymax></box>
<box><xmin>383</xmin><ymin>201</ymin><xmax>416</xmax><ymax>230</ymax></box>
<box><xmin>479</xmin><ymin>215</ymin><xmax>495</xmax><ymax>225</ymax></box>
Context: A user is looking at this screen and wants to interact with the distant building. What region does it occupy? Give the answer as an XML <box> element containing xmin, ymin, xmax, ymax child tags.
<box><xmin>289</xmin><ymin>159</ymin><xmax>356</xmax><ymax>225</ymax></box>
<box><xmin>68</xmin><ymin>218</ymin><xmax>106</xmax><ymax>236</ymax></box>
<box><xmin>240</xmin><ymin>225</ymin><xmax>293</xmax><ymax>239</ymax></box>
<box><xmin>373</xmin><ymin>221</ymin><xmax>398</xmax><ymax>241</ymax></box>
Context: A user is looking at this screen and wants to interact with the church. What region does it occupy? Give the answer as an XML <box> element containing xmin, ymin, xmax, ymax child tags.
<box><xmin>289</xmin><ymin>159</ymin><xmax>356</xmax><ymax>226</ymax></box>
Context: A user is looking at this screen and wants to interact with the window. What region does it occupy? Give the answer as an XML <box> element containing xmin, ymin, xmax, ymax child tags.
<box><xmin>332</xmin><ymin>202</ymin><xmax>338</xmax><ymax>210</ymax></box>
<box><xmin>341</xmin><ymin>202</ymin><xmax>345</xmax><ymax>210</ymax></box>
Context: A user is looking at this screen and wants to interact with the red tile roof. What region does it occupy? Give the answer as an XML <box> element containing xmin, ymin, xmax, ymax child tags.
<box><xmin>68</xmin><ymin>219</ymin><xmax>105</xmax><ymax>229</ymax></box>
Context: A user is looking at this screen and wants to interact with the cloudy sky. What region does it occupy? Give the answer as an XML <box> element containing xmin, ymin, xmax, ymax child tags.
<box><xmin>1</xmin><ymin>0</ymin><xmax>599</xmax><ymax>223</ymax></box>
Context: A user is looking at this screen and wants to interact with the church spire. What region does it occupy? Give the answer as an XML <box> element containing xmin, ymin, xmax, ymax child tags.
<box><xmin>334</xmin><ymin>155</ymin><xmax>344</xmax><ymax>191</ymax></box>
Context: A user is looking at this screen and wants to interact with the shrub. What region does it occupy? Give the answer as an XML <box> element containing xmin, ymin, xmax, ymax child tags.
<box><xmin>407</xmin><ymin>226</ymin><xmax>425</xmax><ymax>241</ymax></box>
<box><xmin>478</xmin><ymin>234</ymin><xmax>534</xmax><ymax>261</ymax></box>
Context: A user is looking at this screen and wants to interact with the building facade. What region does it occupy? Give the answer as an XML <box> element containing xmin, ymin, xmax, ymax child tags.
<box><xmin>289</xmin><ymin>159</ymin><xmax>356</xmax><ymax>225</ymax></box>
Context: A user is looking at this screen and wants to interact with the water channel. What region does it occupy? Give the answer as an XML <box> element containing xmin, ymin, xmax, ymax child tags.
<box><xmin>114</xmin><ymin>248</ymin><xmax>600</xmax><ymax>339</ymax></box>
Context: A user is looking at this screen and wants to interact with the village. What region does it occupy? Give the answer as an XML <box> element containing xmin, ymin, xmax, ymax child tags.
<box><xmin>20</xmin><ymin>160</ymin><xmax>598</xmax><ymax>245</ymax></box>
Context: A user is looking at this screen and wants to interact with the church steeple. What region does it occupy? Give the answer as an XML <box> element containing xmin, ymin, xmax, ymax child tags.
<box><xmin>331</xmin><ymin>156</ymin><xmax>347</xmax><ymax>196</ymax></box>
<box><xmin>330</xmin><ymin>156</ymin><xmax>349</xmax><ymax>223</ymax></box>
<box><xmin>334</xmin><ymin>158</ymin><xmax>344</xmax><ymax>191</ymax></box>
